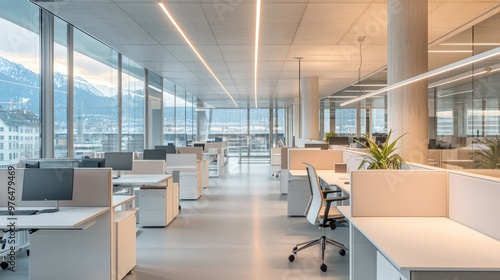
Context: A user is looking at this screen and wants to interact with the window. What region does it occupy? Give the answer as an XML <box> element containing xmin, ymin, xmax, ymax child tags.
<box><xmin>122</xmin><ymin>56</ymin><xmax>145</xmax><ymax>152</ymax></box>
<box><xmin>73</xmin><ymin>28</ymin><xmax>119</xmax><ymax>156</ymax></box>
<box><xmin>0</xmin><ymin>1</ymin><xmax>41</xmax><ymax>167</ymax></box>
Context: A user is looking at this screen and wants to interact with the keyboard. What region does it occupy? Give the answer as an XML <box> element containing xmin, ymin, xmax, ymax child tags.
<box><xmin>0</xmin><ymin>210</ymin><xmax>38</xmax><ymax>216</ymax></box>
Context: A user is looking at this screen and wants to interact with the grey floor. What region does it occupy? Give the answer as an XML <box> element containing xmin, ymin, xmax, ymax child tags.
<box><xmin>1</xmin><ymin>159</ymin><xmax>349</xmax><ymax>280</ymax></box>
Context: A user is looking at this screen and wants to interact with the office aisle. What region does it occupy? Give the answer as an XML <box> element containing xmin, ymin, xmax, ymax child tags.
<box><xmin>0</xmin><ymin>159</ymin><xmax>349</xmax><ymax>280</ymax></box>
<box><xmin>127</xmin><ymin>159</ymin><xmax>349</xmax><ymax>280</ymax></box>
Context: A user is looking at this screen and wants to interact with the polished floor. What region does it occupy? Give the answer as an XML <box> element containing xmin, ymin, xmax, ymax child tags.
<box><xmin>1</xmin><ymin>159</ymin><xmax>349</xmax><ymax>280</ymax></box>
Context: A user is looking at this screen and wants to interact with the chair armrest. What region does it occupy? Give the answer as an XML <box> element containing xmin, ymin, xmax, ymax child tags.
<box><xmin>322</xmin><ymin>189</ymin><xmax>341</xmax><ymax>198</ymax></box>
<box><xmin>325</xmin><ymin>196</ymin><xmax>349</xmax><ymax>203</ymax></box>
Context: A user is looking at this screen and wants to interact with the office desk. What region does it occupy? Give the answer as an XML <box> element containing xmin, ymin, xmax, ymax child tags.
<box><xmin>288</xmin><ymin>170</ymin><xmax>349</xmax><ymax>216</ymax></box>
<box><xmin>0</xmin><ymin>207</ymin><xmax>109</xmax><ymax>230</ymax></box>
<box><xmin>113</xmin><ymin>174</ymin><xmax>170</xmax><ymax>186</ymax></box>
<box><xmin>338</xmin><ymin>206</ymin><xmax>500</xmax><ymax>280</ymax></box>
<box><xmin>1</xmin><ymin>207</ymin><xmax>112</xmax><ymax>280</ymax></box>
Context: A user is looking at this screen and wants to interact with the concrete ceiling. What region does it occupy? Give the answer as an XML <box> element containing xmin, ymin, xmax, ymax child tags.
<box><xmin>32</xmin><ymin>0</ymin><xmax>500</xmax><ymax>108</ymax></box>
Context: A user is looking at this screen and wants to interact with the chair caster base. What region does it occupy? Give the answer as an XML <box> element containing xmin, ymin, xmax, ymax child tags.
<box><xmin>320</xmin><ymin>263</ymin><xmax>327</xmax><ymax>272</ymax></box>
<box><xmin>288</xmin><ymin>254</ymin><xmax>295</xmax><ymax>262</ymax></box>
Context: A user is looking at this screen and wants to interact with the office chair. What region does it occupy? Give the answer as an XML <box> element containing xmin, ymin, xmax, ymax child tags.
<box><xmin>288</xmin><ymin>162</ymin><xmax>349</xmax><ymax>272</ymax></box>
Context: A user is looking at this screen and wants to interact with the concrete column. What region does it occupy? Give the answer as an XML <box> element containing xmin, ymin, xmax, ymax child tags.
<box><xmin>301</xmin><ymin>77</ymin><xmax>319</xmax><ymax>140</ymax></box>
<box><xmin>387</xmin><ymin>0</ymin><xmax>428</xmax><ymax>164</ymax></box>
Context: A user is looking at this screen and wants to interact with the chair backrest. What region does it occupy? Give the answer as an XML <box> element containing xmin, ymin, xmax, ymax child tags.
<box><xmin>304</xmin><ymin>162</ymin><xmax>323</xmax><ymax>226</ymax></box>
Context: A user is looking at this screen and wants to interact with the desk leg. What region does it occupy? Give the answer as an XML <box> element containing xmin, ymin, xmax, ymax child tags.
<box><xmin>350</xmin><ymin>225</ymin><xmax>377</xmax><ymax>280</ymax></box>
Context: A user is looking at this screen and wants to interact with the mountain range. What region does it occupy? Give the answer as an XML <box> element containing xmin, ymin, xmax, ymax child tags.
<box><xmin>0</xmin><ymin>56</ymin><xmax>129</xmax><ymax>122</ymax></box>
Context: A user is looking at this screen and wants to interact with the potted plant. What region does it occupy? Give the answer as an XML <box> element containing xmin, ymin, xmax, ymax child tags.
<box><xmin>474</xmin><ymin>136</ymin><xmax>500</xmax><ymax>169</ymax></box>
<box><xmin>324</xmin><ymin>131</ymin><xmax>336</xmax><ymax>144</ymax></box>
<box><xmin>357</xmin><ymin>130</ymin><xmax>407</xmax><ymax>169</ymax></box>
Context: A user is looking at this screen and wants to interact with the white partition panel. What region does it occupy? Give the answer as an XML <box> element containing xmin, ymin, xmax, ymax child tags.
<box><xmin>342</xmin><ymin>149</ymin><xmax>366</xmax><ymax>172</ymax></box>
<box><xmin>449</xmin><ymin>172</ymin><xmax>500</xmax><ymax>240</ymax></box>
<box><xmin>351</xmin><ymin>170</ymin><xmax>448</xmax><ymax>217</ymax></box>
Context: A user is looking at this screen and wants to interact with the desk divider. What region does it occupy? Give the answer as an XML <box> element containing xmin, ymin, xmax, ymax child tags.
<box><xmin>448</xmin><ymin>171</ymin><xmax>500</xmax><ymax>240</ymax></box>
<box><xmin>351</xmin><ymin>170</ymin><xmax>448</xmax><ymax>217</ymax></box>
<box><xmin>126</xmin><ymin>160</ymin><xmax>166</xmax><ymax>175</ymax></box>
<box><xmin>342</xmin><ymin>149</ymin><xmax>366</xmax><ymax>172</ymax></box>
<box><xmin>166</xmin><ymin>154</ymin><xmax>197</xmax><ymax>168</ymax></box>
<box><xmin>177</xmin><ymin>147</ymin><xmax>203</xmax><ymax>160</ymax></box>
<box><xmin>0</xmin><ymin>168</ymin><xmax>112</xmax><ymax>208</ymax></box>
<box><xmin>288</xmin><ymin>149</ymin><xmax>343</xmax><ymax>170</ymax></box>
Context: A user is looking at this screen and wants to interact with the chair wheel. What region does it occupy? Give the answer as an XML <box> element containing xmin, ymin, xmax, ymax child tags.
<box><xmin>329</xmin><ymin>223</ymin><xmax>336</xmax><ymax>230</ymax></box>
<box><xmin>288</xmin><ymin>255</ymin><xmax>295</xmax><ymax>262</ymax></box>
<box><xmin>339</xmin><ymin>249</ymin><xmax>346</xmax><ymax>256</ymax></box>
<box><xmin>1</xmin><ymin>261</ymin><xmax>8</xmax><ymax>270</ymax></box>
<box><xmin>320</xmin><ymin>263</ymin><xmax>327</xmax><ymax>272</ymax></box>
<box><xmin>27</xmin><ymin>249</ymin><xmax>30</xmax><ymax>256</ymax></box>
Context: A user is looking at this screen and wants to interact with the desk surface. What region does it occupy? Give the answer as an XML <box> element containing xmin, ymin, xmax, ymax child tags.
<box><xmin>289</xmin><ymin>169</ymin><xmax>350</xmax><ymax>194</ymax></box>
<box><xmin>0</xmin><ymin>207</ymin><xmax>109</xmax><ymax>230</ymax></box>
<box><xmin>113</xmin><ymin>195</ymin><xmax>135</xmax><ymax>207</ymax></box>
<box><xmin>338</xmin><ymin>206</ymin><xmax>500</xmax><ymax>271</ymax></box>
<box><xmin>113</xmin><ymin>174</ymin><xmax>171</xmax><ymax>185</ymax></box>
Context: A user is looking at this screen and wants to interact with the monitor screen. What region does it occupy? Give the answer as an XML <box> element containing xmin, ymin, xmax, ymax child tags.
<box><xmin>304</xmin><ymin>143</ymin><xmax>329</xmax><ymax>150</ymax></box>
<box><xmin>143</xmin><ymin>149</ymin><xmax>167</xmax><ymax>160</ymax></box>
<box><xmin>155</xmin><ymin>145</ymin><xmax>176</xmax><ymax>154</ymax></box>
<box><xmin>193</xmin><ymin>143</ymin><xmax>205</xmax><ymax>151</ymax></box>
<box><xmin>104</xmin><ymin>152</ymin><xmax>133</xmax><ymax>171</ymax></box>
<box><xmin>329</xmin><ymin>137</ymin><xmax>350</xmax><ymax>146</ymax></box>
<box><xmin>22</xmin><ymin>168</ymin><xmax>74</xmax><ymax>202</ymax></box>
<box><xmin>80</xmin><ymin>158</ymin><xmax>106</xmax><ymax>168</ymax></box>
<box><xmin>214</xmin><ymin>137</ymin><xmax>223</xmax><ymax>142</ymax></box>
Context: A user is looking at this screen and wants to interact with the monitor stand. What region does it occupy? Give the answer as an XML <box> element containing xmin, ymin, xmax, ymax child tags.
<box><xmin>113</xmin><ymin>170</ymin><xmax>122</xmax><ymax>180</ymax></box>
<box><xmin>38</xmin><ymin>201</ymin><xmax>60</xmax><ymax>214</ymax></box>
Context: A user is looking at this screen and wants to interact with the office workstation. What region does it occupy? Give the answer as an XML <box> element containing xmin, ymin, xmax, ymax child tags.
<box><xmin>3</xmin><ymin>0</ymin><xmax>500</xmax><ymax>279</ymax></box>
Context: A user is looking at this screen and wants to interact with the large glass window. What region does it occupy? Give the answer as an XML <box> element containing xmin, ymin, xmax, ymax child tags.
<box><xmin>0</xmin><ymin>1</ymin><xmax>41</xmax><ymax>168</ymax></box>
<box><xmin>122</xmin><ymin>56</ymin><xmax>145</xmax><ymax>152</ymax></box>
<box><xmin>73</xmin><ymin>28</ymin><xmax>119</xmax><ymax>156</ymax></box>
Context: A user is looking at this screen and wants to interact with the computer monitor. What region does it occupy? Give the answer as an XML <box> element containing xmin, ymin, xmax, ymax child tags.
<box><xmin>328</xmin><ymin>136</ymin><xmax>350</xmax><ymax>146</ymax></box>
<box><xmin>80</xmin><ymin>158</ymin><xmax>106</xmax><ymax>168</ymax></box>
<box><xmin>23</xmin><ymin>160</ymin><xmax>40</xmax><ymax>168</ymax></box>
<box><xmin>304</xmin><ymin>143</ymin><xmax>329</xmax><ymax>150</ymax></box>
<box><xmin>143</xmin><ymin>149</ymin><xmax>167</xmax><ymax>160</ymax></box>
<box><xmin>214</xmin><ymin>137</ymin><xmax>223</xmax><ymax>142</ymax></box>
<box><xmin>22</xmin><ymin>168</ymin><xmax>74</xmax><ymax>213</ymax></box>
<box><xmin>155</xmin><ymin>145</ymin><xmax>177</xmax><ymax>154</ymax></box>
<box><xmin>193</xmin><ymin>143</ymin><xmax>205</xmax><ymax>151</ymax></box>
<box><xmin>104</xmin><ymin>152</ymin><xmax>133</xmax><ymax>178</ymax></box>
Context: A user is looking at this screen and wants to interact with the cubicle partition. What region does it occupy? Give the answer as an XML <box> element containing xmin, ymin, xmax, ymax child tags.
<box><xmin>0</xmin><ymin>168</ymin><xmax>120</xmax><ymax>280</ymax></box>
<box><xmin>343</xmin><ymin>169</ymin><xmax>500</xmax><ymax>280</ymax></box>
<box><xmin>448</xmin><ymin>171</ymin><xmax>500</xmax><ymax>240</ymax></box>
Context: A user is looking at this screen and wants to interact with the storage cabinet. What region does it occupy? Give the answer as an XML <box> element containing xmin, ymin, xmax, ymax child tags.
<box><xmin>115</xmin><ymin>211</ymin><xmax>136</xmax><ymax>279</ymax></box>
<box><xmin>377</xmin><ymin>251</ymin><xmax>408</xmax><ymax>280</ymax></box>
<box><xmin>287</xmin><ymin>175</ymin><xmax>310</xmax><ymax>216</ymax></box>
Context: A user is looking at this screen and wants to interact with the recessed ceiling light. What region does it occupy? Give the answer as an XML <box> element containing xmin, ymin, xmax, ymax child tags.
<box><xmin>158</xmin><ymin>1</ymin><xmax>237</xmax><ymax>107</ymax></box>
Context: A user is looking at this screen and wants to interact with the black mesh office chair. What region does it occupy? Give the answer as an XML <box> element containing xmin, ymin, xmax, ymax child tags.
<box><xmin>288</xmin><ymin>162</ymin><xmax>349</xmax><ymax>272</ymax></box>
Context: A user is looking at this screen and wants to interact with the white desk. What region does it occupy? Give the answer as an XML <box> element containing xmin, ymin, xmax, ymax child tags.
<box><xmin>0</xmin><ymin>207</ymin><xmax>113</xmax><ymax>280</ymax></box>
<box><xmin>338</xmin><ymin>206</ymin><xmax>500</xmax><ymax>280</ymax></box>
<box><xmin>113</xmin><ymin>195</ymin><xmax>135</xmax><ymax>208</ymax></box>
<box><xmin>113</xmin><ymin>174</ymin><xmax>170</xmax><ymax>186</ymax></box>
<box><xmin>0</xmin><ymin>207</ymin><xmax>109</xmax><ymax>230</ymax></box>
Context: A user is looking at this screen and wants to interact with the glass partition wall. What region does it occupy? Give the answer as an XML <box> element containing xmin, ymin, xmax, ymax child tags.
<box><xmin>322</xmin><ymin>11</ymin><xmax>500</xmax><ymax>171</ymax></box>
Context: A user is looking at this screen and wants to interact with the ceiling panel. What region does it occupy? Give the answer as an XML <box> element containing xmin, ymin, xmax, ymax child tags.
<box><xmin>32</xmin><ymin>0</ymin><xmax>500</xmax><ymax>108</ymax></box>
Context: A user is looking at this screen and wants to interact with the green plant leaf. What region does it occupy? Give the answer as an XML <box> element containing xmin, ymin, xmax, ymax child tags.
<box><xmin>357</xmin><ymin>129</ymin><xmax>407</xmax><ymax>170</ymax></box>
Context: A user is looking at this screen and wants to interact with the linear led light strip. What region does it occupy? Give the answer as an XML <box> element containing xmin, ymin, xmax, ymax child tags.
<box><xmin>158</xmin><ymin>1</ymin><xmax>237</xmax><ymax>107</ymax></box>
<box><xmin>428</xmin><ymin>65</ymin><xmax>500</xmax><ymax>89</ymax></box>
<box><xmin>254</xmin><ymin>0</ymin><xmax>261</xmax><ymax>109</ymax></box>
<box><xmin>340</xmin><ymin>46</ymin><xmax>500</xmax><ymax>107</ymax></box>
